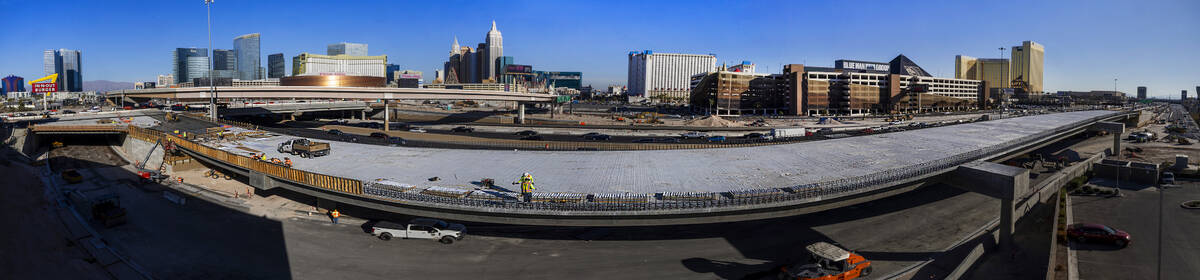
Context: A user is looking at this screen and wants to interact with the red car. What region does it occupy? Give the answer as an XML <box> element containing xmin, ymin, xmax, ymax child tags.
<box><xmin>1067</xmin><ymin>223</ymin><xmax>1130</xmax><ymax>247</ymax></box>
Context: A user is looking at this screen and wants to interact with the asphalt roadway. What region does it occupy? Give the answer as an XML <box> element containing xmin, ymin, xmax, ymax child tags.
<box><xmin>90</xmin><ymin>162</ymin><xmax>998</xmax><ymax>280</ymax></box>
<box><xmin>1070</xmin><ymin>180</ymin><xmax>1200</xmax><ymax>280</ymax></box>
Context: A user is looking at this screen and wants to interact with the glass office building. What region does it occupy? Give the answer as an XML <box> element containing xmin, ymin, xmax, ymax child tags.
<box><xmin>268</xmin><ymin>53</ymin><xmax>285</xmax><ymax>78</ymax></box>
<box><xmin>234</xmin><ymin>33</ymin><xmax>261</xmax><ymax>80</ymax></box>
<box><xmin>173</xmin><ymin>48</ymin><xmax>208</xmax><ymax>84</ymax></box>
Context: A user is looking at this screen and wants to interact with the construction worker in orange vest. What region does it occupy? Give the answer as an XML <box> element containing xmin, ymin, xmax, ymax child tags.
<box><xmin>330</xmin><ymin>209</ymin><xmax>340</xmax><ymax>224</ymax></box>
<box><xmin>284</xmin><ymin>157</ymin><xmax>292</xmax><ymax>167</ymax></box>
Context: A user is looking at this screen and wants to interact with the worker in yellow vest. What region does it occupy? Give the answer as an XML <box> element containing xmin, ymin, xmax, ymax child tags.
<box><xmin>330</xmin><ymin>209</ymin><xmax>340</xmax><ymax>224</ymax></box>
<box><xmin>513</xmin><ymin>173</ymin><xmax>535</xmax><ymax>201</ymax></box>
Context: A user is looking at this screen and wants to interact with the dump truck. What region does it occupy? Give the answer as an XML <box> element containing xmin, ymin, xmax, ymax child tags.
<box><xmin>278</xmin><ymin>138</ymin><xmax>330</xmax><ymax>158</ymax></box>
<box><xmin>66</xmin><ymin>188</ymin><xmax>127</xmax><ymax>227</ymax></box>
<box><xmin>778</xmin><ymin>242</ymin><xmax>872</xmax><ymax>280</ymax></box>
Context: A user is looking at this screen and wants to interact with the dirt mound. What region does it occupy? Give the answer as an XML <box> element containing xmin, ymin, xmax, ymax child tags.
<box><xmin>684</xmin><ymin>115</ymin><xmax>740</xmax><ymax>127</ymax></box>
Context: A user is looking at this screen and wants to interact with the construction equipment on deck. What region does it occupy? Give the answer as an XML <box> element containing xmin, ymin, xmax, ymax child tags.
<box><xmin>277</xmin><ymin>138</ymin><xmax>330</xmax><ymax>158</ymax></box>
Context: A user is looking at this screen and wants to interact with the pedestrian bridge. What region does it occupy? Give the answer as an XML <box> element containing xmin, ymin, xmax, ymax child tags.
<box><xmin>23</xmin><ymin>109</ymin><xmax>1141</xmax><ymax>225</ymax></box>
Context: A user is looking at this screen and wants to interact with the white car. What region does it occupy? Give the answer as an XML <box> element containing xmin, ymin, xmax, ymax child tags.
<box><xmin>680</xmin><ymin>131</ymin><xmax>709</xmax><ymax>139</ymax></box>
<box><xmin>1161</xmin><ymin>172</ymin><xmax>1175</xmax><ymax>185</ymax></box>
<box><xmin>408</xmin><ymin>127</ymin><xmax>427</xmax><ymax>133</ymax></box>
<box><xmin>371</xmin><ymin>219</ymin><xmax>465</xmax><ymax>244</ymax></box>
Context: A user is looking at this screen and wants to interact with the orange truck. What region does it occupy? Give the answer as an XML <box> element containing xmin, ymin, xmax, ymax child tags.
<box><xmin>778</xmin><ymin>242</ymin><xmax>872</xmax><ymax>280</ymax></box>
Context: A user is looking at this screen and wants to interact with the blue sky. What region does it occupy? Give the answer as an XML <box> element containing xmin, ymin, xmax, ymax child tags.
<box><xmin>1</xmin><ymin>0</ymin><xmax>1197</xmax><ymax>97</ymax></box>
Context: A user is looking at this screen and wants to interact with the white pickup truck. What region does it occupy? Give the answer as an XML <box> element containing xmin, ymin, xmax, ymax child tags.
<box><xmin>371</xmin><ymin>218</ymin><xmax>466</xmax><ymax>244</ymax></box>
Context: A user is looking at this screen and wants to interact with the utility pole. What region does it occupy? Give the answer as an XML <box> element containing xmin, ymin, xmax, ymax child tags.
<box><xmin>205</xmin><ymin>0</ymin><xmax>217</xmax><ymax>119</ymax></box>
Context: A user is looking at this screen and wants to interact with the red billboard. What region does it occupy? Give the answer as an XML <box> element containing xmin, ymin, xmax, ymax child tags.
<box><xmin>31</xmin><ymin>82</ymin><xmax>57</xmax><ymax>93</ymax></box>
<box><xmin>505</xmin><ymin>64</ymin><xmax>533</xmax><ymax>74</ymax></box>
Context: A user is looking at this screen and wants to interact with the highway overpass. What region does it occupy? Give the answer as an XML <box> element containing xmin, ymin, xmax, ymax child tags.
<box><xmin>22</xmin><ymin>109</ymin><xmax>1147</xmax><ymax>226</ymax></box>
<box><xmin>109</xmin><ymin>86</ymin><xmax>557</xmax><ymax>103</ymax></box>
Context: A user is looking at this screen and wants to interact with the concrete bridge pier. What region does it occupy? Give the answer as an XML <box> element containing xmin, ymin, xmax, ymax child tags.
<box><xmin>1090</xmin><ymin>122</ymin><xmax>1124</xmax><ymax>156</ymax></box>
<box><xmin>944</xmin><ymin>161</ymin><xmax>1030</xmax><ymax>250</ymax></box>
<box><xmin>383</xmin><ymin>100</ymin><xmax>390</xmax><ymax>132</ymax></box>
<box><xmin>517</xmin><ymin>103</ymin><xmax>526</xmax><ymax>124</ymax></box>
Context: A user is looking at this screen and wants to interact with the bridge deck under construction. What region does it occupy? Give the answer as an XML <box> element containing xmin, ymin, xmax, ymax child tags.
<box><xmin>207</xmin><ymin>110</ymin><xmax>1116</xmax><ymax>194</ymax></box>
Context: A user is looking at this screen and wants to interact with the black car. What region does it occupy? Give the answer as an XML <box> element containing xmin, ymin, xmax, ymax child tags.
<box><xmin>515</xmin><ymin>130</ymin><xmax>539</xmax><ymax>136</ymax></box>
<box><xmin>581</xmin><ymin>132</ymin><xmax>603</xmax><ymax>138</ymax></box>
<box><xmin>451</xmin><ymin>126</ymin><xmax>475</xmax><ymax>133</ymax></box>
<box><xmin>743</xmin><ymin>132</ymin><xmax>767</xmax><ymax>139</ymax></box>
<box><xmin>655</xmin><ymin>137</ymin><xmax>680</xmax><ymax>143</ymax></box>
<box><xmin>369</xmin><ymin>132</ymin><xmax>388</xmax><ymax>138</ymax></box>
<box><xmin>387</xmin><ymin>136</ymin><xmax>407</xmax><ymax>146</ymax></box>
<box><xmin>584</xmin><ymin>134</ymin><xmax>611</xmax><ymax>141</ymax></box>
<box><xmin>327</xmin><ymin>129</ymin><xmax>344</xmax><ymax>135</ymax></box>
<box><xmin>633</xmin><ymin>138</ymin><xmax>656</xmax><ymax>143</ymax></box>
<box><xmin>520</xmin><ymin>135</ymin><xmax>544</xmax><ymax>141</ymax></box>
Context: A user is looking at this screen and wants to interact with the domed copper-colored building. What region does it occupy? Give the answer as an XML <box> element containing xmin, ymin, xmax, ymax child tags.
<box><xmin>280</xmin><ymin>75</ymin><xmax>386</xmax><ymax>87</ymax></box>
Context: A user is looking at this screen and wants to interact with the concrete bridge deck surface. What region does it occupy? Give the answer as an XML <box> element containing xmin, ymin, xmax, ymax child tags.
<box><xmin>209</xmin><ymin>110</ymin><xmax>1117</xmax><ymax>194</ymax></box>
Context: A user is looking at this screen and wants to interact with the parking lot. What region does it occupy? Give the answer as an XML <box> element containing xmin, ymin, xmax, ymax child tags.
<box><xmin>1070</xmin><ymin>180</ymin><xmax>1200</xmax><ymax>279</ymax></box>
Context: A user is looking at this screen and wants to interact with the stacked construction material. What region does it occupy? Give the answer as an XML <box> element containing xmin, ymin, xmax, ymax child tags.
<box><xmin>530</xmin><ymin>192</ymin><xmax>587</xmax><ymax>203</ymax></box>
<box><xmin>466</xmin><ymin>190</ymin><xmax>518</xmax><ymax>201</ymax></box>
<box><xmin>787</xmin><ymin>184</ymin><xmax>823</xmax><ymax>197</ymax></box>
<box><xmin>363</xmin><ymin>179</ymin><xmax>417</xmax><ymax>200</ymax></box>
<box><xmin>591</xmin><ymin>193</ymin><xmax>650</xmax><ymax>204</ymax></box>
<box><xmin>421</xmin><ymin>186</ymin><xmax>472</xmax><ymax>198</ymax></box>
<box><xmin>728</xmin><ymin>188</ymin><xmax>785</xmax><ymax>199</ymax></box>
<box><xmin>660</xmin><ymin>191</ymin><xmax>718</xmax><ymax>201</ymax></box>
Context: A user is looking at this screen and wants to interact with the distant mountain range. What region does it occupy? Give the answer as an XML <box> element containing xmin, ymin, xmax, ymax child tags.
<box><xmin>83</xmin><ymin>80</ymin><xmax>135</xmax><ymax>93</ymax></box>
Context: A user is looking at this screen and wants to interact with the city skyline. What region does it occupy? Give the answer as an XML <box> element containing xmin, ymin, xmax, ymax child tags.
<box><xmin>0</xmin><ymin>0</ymin><xmax>1198</xmax><ymax>97</ymax></box>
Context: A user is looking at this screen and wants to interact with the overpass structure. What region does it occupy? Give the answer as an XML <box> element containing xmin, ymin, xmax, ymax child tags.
<box><xmin>109</xmin><ymin>86</ymin><xmax>557</xmax><ymax>103</ymax></box>
<box><xmin>25</xmin><ymin>109</ymin><xmax>1144</xmax><ymax>226</ymax></box>
<box><xmin>109</xmin><ymin>86</ymin><xmax>556</xmax><ymax>123</ymax></box>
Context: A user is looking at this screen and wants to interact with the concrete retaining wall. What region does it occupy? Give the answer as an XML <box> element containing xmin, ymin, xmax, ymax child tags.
<box><xmin>1092</xmin><ymin>159</ymin><xmax>1159</xmax><ymax>185</ymax></box>
<box><xmin>120</xmin><ymin>135</ymin><xmax>163</xmax><ymax>169</ymax></box>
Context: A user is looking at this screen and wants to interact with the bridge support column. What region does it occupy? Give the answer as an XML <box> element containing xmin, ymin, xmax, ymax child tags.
<box><xmin>360</xmin><ymin>110</ymin><xmax>367</xmax><ymax>120</ymax></box>
<box><xmin>1090</xmin><ymin>122</ymin><xmax>1124</xmax><ymax>157</ymax></box>
<box><xmin>383</xmin><ymin>100</ymin><xmax>390</xmax><ymax>132</ymax></box>
<box><xmin>517</xmin><ymin>103</ymin><xmax>526</xmax><ymax>124</ymax></box>
<box><xmin>944</xmin><ymin>161</ymin><xmax>1030</xmax><ymax>250</ymax></box>
<box><xmin>248</xmin><ymin>170</ymin><xmax>280</xmax><ymax>190</ymax></box>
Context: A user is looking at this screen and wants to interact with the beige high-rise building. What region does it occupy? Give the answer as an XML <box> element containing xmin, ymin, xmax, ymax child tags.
<box><xmin>954</xmin><ymin>55</ymin><xmax>977</xmax><ymax>80</ymax></box>
<box><xmin>955</xmin><ymin>55</ymin><xmax>1008</xmax><ymax>94</ymax></box>
<box><xmin>1010</xmin><ymin>41</ymin><xmax>1044</xmax><ymax>93</ymax></box>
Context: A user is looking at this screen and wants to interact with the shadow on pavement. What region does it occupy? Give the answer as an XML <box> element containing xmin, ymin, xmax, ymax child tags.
<box><xmin>12</xmin><ymin>131</ymin><xmax>296</xmax><ymax>279</ymax></box>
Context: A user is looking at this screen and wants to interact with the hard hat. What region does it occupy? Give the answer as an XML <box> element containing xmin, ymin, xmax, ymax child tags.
<box><xmin>523</xmin><ymin>172</ymin><xmax>530</xmax><ymax>176</ymax></box>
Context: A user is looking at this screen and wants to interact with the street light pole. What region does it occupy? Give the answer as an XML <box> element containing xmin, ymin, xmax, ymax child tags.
<box><xmin>205</xmin><ymin>0</ymin><xmax>217</xmax><ymax>119</ymax></box>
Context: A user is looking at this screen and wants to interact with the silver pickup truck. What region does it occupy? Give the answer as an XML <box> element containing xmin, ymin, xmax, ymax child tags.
<box><xmin>371</xmin><ymin>218</ymin><xmax>466</xmax><ymax>244</ymax></box>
